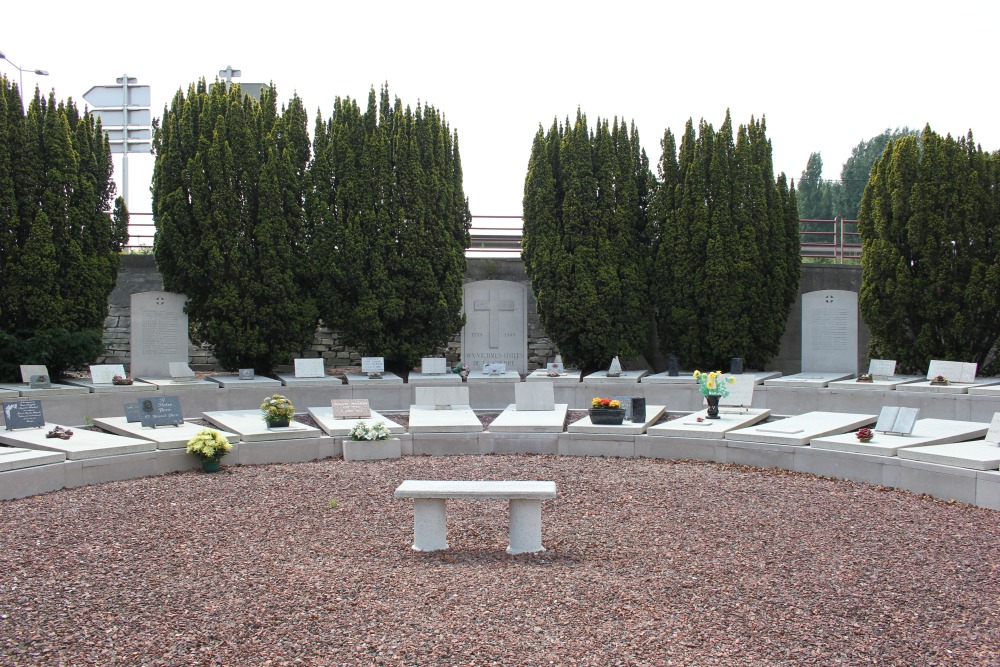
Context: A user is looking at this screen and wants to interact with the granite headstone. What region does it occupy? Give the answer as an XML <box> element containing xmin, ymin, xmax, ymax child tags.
<box><xmin>461</xmin><ymin>280</ymin><xmax>528</xmax><ymax>375</ymax></box>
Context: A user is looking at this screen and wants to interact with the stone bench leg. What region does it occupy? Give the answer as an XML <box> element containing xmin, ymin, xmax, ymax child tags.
<box><xmin>411</xmin><ymin>498</ymin><xmax>449</xmax><ymax>551</ymax></box>
<box><xmin>507</xmin><ymin>499</ymin><xmax>545</xmax><ymax>554</ymax></box>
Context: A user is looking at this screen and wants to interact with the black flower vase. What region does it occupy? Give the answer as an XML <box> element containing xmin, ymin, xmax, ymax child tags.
<box><xmin>705</xmin><ymin>395</ymin><xmax>721</xmax><ymax>419</ymax></box>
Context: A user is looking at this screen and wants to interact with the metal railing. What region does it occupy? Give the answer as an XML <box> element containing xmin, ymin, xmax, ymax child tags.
<box><xmin>123</xmin><ymin>214</ymin><xmax>862</xmax><ymax>262</ymax></box>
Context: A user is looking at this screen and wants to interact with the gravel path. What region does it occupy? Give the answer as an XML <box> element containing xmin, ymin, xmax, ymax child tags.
<box><xmin>1</xmin><ymin>455</ymin><xmax>997</xmax><ymax>666</ymax></box>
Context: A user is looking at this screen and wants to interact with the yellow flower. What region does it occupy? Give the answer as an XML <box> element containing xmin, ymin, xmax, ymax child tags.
<box><xmin>707</xmin><ymin>381</ymin><xmax>716</xmax><ymax>390</ymax></box>
<box><xmin>609</xmin><ymin>400</ymin><xmax>621</xmax><ymax>409</ymax></box>
<box><xmin>693</xmin><ymin>370</ymin><xmax>701</xmax><ymax>378</ymax></box>
<box><xmin>727</xmin><ymin>377</ymin><xmax>735</xmax><ymax>384</ymax></box>
<box><xmin>709</xmin><ymin>372</ymin><xmax>717</xmax><ymax>382</ymax></box>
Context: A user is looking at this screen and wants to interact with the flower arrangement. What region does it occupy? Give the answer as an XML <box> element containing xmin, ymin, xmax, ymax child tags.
<box><xmin>930</xmin><ymin>375</ymin><xmax>950</xmax><ymax>385</ymax></box>
<box><xmin>591</xmin><ymin>397</ymin><xmax>623</xmax><ymax>410</ymax></box>
<box><xmin>693</xmin><ymin>370</ymin><xmax>735</xmax><ymax>397</ymax></box>
<box><xmin>112</xmin><ymin>375</ymin><xmax>133</xmax><ymax>386</ymax></box>
<box><xmin>261</xmin><ymin>394</ymin><xmax>295</xmax><ymax>424</ymax></box>
<box><xmin>347</xmin><ymin>420</ymin><xmax>394</xmax><ymax>442</ymax></box>
<box><xmin>856</xmin><ymin>373</ymin><xmax>873</xmax><ymax>383</ymax></box>
<box><xmin>856</xmin><ymin>427</ymin><xmax>874</xmax><ymax>443</ymax></box>
<box><xmin>45</xmin><ymin>425</ymin><xmax>73</xmax><ymax>440</ymax></box>
<box><xmin>186</xmin><ymin>429</ymin><xmax>232</xmax><ymax>461</ymax></box>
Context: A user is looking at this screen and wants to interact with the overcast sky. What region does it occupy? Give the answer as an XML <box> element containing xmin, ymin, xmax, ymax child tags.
<box><xmin>3</xmin><ymin>1</ymin><xmax>997</xmax><ymax>226</ymax></box>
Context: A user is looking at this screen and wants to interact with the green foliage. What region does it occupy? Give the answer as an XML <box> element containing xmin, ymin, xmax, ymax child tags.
<box><xmin>858</xmin><ymin>125</ymin><xmax>1000</xmax><ymax>375</ymax></box>
<box><xmin>0</xmin><ymin>329</ymin><xmax>105</xmax><ymax>381</ymax></box>
<box><xmin>652</xmin><ymin>112</ymin><xmax>800</xmax><ymax>370</ymax></box>
<box><xmin>522</xmin><ymin>111</ymin><xmax>653</xmax><ymax>372</ymax></box>
<box><xmin>309</xmin><ymin>86</ymin><xmax>470</xmax><ymax>370</ymax></box>
<box><xmin>0</xmin><ymin>78</ymin><xmax>125</xmax><ymax>381</ymax></box>
<box><xmin>797</xmin><ymin>152</ymin><xmax>834</xmax><ymax>220</ymax></box>
<box><xmin>837</xmin><ymin>127</ymin><xmax>917</xmax><ymax>219</ymax></box>
<box><xmin>152</xmin><ymin>81</ymin><xmax>318</xmax><ymax>373</ymax></box>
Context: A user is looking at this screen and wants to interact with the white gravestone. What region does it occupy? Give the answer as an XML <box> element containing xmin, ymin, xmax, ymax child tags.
<box><xmin>462</xmin><ymin>280</ymin><xmax>528</xmax><ymax>375</ymax></box>
<box><xmin>801</xmin><ymin>290</ymin><xmax>858</xmax><ymax>374</ymax></box>
<box><xmin>130</xmin><ymin>292</ymin><xmax>189</xmax><ymax>378</ymax></box>
<box><xmin>19</xmin><ymin>365</ymin><xmax>49</xmax><ymax>384</ymax></box>
<box><xmin>482</xmin><ymin>362</ymin><xmax>507</xmax><ymax>376</ymax></box>
<box><xmin>867</xmin><ymin>359</ymin><xmax>896</xmax><ymax>380</ymax></box>
<box><xmin>421</xmin><ymin>358</ymin><xmax>448</xmax><ymax>375</ymax></box>
<box><xmin>720</xmin><ymin>375</ymin><xmax>755</xmax><ymax>409</ymax></box>
<box><xmin>361</xmin><ymin>357</ymin><xmax>385</xmax><ymax>376</ymax></box>
<box><xmin>169</xmin><ymin>362</ymin><xmax>196</xmax><ymax>381</ymax></box>
<box><xmin>294</xmin><ymin>358</ymin><xmax>326</xmax><ymax>378</ymax></box>
<box><xmin>874</xmin><ymin>406</ymin><xmax>919</xmax><ymax>435</ymax></box>
<box><xmin>90</xmin><ymin>364</ymin><xmax>127</xmax><ymax>384</ymax></box>
<box><xmin>515</xmin><ymin>382</ymin><xmax>555</xmax><ymax>411</ymax></box>
<box><xmin>415</xmin><ymin>386</ymin><xmax>469</xmax><ymax>409</ymax></box>
<box><xmin>926</xmin><ymin>360</ymin><xmax>977</xmax><ymax>383</ymax></box>
<box><xmin>986</xmin><ymin>413</ymin><xmax>1000</xmax><ymax>446</ymax></box>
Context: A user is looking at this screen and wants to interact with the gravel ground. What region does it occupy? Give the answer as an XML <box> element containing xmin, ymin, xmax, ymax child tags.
<box><xmin>1</xmin><ymin>455</ymin><xmax>998</xmax><ymax>667</ymax></box>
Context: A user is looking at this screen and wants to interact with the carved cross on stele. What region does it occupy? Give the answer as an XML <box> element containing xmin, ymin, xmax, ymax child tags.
<box><xmin>474</xmin><ymin>290</ymin><xmax>514</xmax><ymax>348</ymax></box>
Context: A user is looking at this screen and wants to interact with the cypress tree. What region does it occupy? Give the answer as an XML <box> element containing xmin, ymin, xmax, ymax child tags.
<box><xmin>859</xmin><ymin>125</ymin><xmax>1000</xmax><ymax>374</ymax></box>
<box><xmin>522</xmin><ymin>110</ymin><xmax>652</xmax><ymax>372</ymax></box>
<box><xmin>309</xmin><ymin>85</ymin><xmax>470</xmax><ymax>371</ymax></box>
<box><xmin>652</xmin><ymin>112</ymin><xmax>799</xmax><ymax>370</ymax></box>
<box><xmin>152</xmin><ymin>81</ymin><xmax>317</xmax><ymax>373</ymax></box>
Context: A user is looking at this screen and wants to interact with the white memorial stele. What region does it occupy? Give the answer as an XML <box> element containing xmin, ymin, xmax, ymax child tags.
<box><xmin>986</xmin><ymin>413</ymin><xmax>1000</xmax><ymax>446</ymax></box>
<box><xmin>874</xmin><ymin>406</ymin><xmax>919</xmax><ymax>435</ymax></box>
<box><xmin>607</xmin><ymin>356</ymin><xmax>623</xmax><ymax>377</ymax></box>
<box><xmin>421</xmin><ymin>358</ymin><xmax>448</xmax><ymax>375</ymax></box>
<box><xmin>720</xmin><ymin>375</ymin><xmax>755</xmax><ymax>410</ymax></box>
<box><xmin>926</xmin><ymin>360</ymin><xmax>977</xmax><ymax>383</ymax></box>
<box><xmin>361</xmin><ymin>357</ymin><xmax>385</xmax><ymax>377</ymax></box>
<box><xmin>90</xmin><ymin>364</ymin><xmax>127</xmax><ymax>385</ymax></box>
<box><xmin>867</xmin><ymin>359</ymin><xmax>896</xmax><ymax>380</ymax></box>
<box><xmin>293</xmin><ymin>358</ymin><xmax>326</xmax><ymax>378</ymax></box>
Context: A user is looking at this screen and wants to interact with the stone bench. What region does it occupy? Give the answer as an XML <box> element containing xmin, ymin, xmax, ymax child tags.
<box><xmin>394</xmin><ymin>480</ymin><xmax>557</xmax><ymax>554</ymax></box>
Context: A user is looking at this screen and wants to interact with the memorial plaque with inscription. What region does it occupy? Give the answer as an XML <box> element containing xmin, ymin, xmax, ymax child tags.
<box><xmin>3</xmin><ymin>400</ymin><xmax>45</xmax><ymax>430</ymax></box>
<box><xmin>801</xmin><ymin>290</ymin><xmax>858</xmax><ymax>374</ymax></box>
<box><xmin>139</xmin><ymin>396</ymin><xmax>184</xmax><ymax>427</ymax></box>
<box><xmin>90</xmin><ymin>364</ymin><xmax>127</xmax><ymax>385</ymax></box>
<box><xmin>461</xmin><ymin>280</ymin><xmax>528</xmax><ymax>375</ymax></box>
<box><xmin>875</xmin><ymin>406</ymin><xmax>919</xmax><ymax>435</ymax></box>
<box><xmin>421</xmin><ymin>358</ymin><xmax>448</xmax><ymax>375</ymax></box>
<box><xmin>29</xmin><ymin>375</ymin><xmax>51</xmax><ymax>389</ymax></box>
<box><xmin>124</xmin><ymin>402</ymin><xmax>142</xmax><ymax>423</ymax></box>
<box><xmin>239</xmin><ymin>368</ymin><xmax>255</xmax><ymax>380</ymax></box>
<box><xmin>294</xmin><ymin>358</ymin><xmax>326</xmax><ymax>378</ymax></box>
<box><xmin>131</xmin><ymin>292</ymin><xmax>189</xmax><ymax>378</ymax></box>
<box><xmin>867</xmin><ymin>359</ymin><xmax>897</xmax><ymax>379</ymax></box>
<box><xmin>361</xmin><ymin>357</ymin><xmax>385</xmax><ymax>374</ymax></box>
<box><xmin>20</xmin><ymin>365</ymin><xmax>49</xmax><ymax>384</ymax></box>
<box><xmin>721</xmin><ymin>375</ymin><xmax>755</xmax><ymax>408</ymax></box>
<box><xmin>331</xmin><ymin>399</ymin><xmax>371</xmax><ymax>419</ymax></box>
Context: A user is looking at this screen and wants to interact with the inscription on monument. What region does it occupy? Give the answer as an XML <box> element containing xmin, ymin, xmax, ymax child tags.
<box><xmin>462</xmin><ymin>280</ymin><xmax>528</xmax><ymax>375</ymax></box>
<box><xmin>801</xmin><ymin>290</ymin><xmax>858</xmax><ymax>374</ymax></box>
<box><xmin>131</xmin><ymin>292</ymin><xmax>189</xmax><ymax>378</ymax></box>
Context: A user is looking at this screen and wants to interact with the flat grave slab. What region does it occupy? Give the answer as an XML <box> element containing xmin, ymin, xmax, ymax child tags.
<box><xmin>568</xmin><ymin>404</ymin><xmax>666</xmax><ymax>435</ymax></box>
<box><xmin>810</xmin><ymin>418</ymin><xmax>990</xmax><ymax>457</ymax></box>
<box><xmin>306</xmin><ymin>406</ymin><xmax>405</xmax><ymax>437</ymax></box>
<box><xmin>968</xmin><ymin>383</ymin><xmax>1000</xmax><ymax>396</ymax></box>
<box><xmin>639</xmin><ymin>372</ymin><xmax>696</xmax><ymax>385</ymax></box>
<box><xmin>61</xmin><ymin>378</ymin><xmax>158</xmax><ymax>393</ymax></box>
<box><xmin>466</xmin><ymin>370</ymin><xmax>521</xmax><ymax>383</ymax></box>
<box><xmin>894</xmin><ymin>379</ymin><xmax>1000</xmax><ymax>395</ymax></box>
<box><xmin>0</xmin><ymin>425</ymin><xmax>155</xmax><ymax>460</ymax></box>
<box><xmin>0</xmin><ymin>387</ymin><xmax>18</xmax><ymax>399</ymax></box>
<box><xmin>0</xmin><ymin>383</ymin><xmax>91</xmax><ymax>397</ymax></box>
<box><xmin>202</xmin><ymin>410</ymin><xmax>321</xmax><ymax>442</ymax></box>
<box><xmin>205</xmin><ymin>374</ymin><xmax>284</xmax><ymax>389</ymax></box>
<box><xmin>0</xmin><ymin>446</ymin><xmax>65</xmax><ymax>471</ymax></box>
<box><xmin>275</xmin><ymin>373</ymin><xmax>345</xmax><ymax>388</ymax></box>
<box><xmin>582</xmin><ymin>370</ymin><xmax>648</xmax><ymax>384</ymax></box>
<box><xmin>406</xmin><ymin>372</ymin><xmax>462</xmax><ymax>384</ymax></box>
<box><xmin>526</xmin><ymin>369</ymin><xmax>581</xmax><ymax>383</ymax></box>
<box><xmin>135</xmin><ymin>378</ymin><xmax>222</xmax><ymax>391</ymax></box>
<box><xmin>407</xmin><ymin>405</ymin><xmax>482</xmax><ymax>434</ymax></box>
<box><xmin>489</xmin><ymin>404</ymin><xmax>569</xmax><ymax>433</ymax></box>
<box><xmin>827</xmin><ymin>376</ymin><xmax>924</xmax><ymax>391</ymax></box>
<box><xmin>646</xmin><ymin>408</ymin><xmax>771</xmax><ymax>439</ymax></box>
<box><xmin>763</xmin><ymin>372</ymin><xmax>853</xmax><ymax>388</ymax></box>
<box><xmin>92</xmin><ymin>416</ymin><xmax>239</xmax><ymax>450</ymax></box>
<box><xmin>344</xmin><ymin>372</ymin><xmax>404</xmax><ymax>386</ymax></box>
<box><xmin>725</xmin><ymin>411</ymin><xmax>876</xmax><ymax>447</ymax></box>
<box><xmin>898</xmin><ymin>441</ymin><xmax>1000</xmax><ymax>471</ymax></box>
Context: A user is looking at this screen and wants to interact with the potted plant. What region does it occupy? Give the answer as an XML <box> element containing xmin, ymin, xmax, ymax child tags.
<box><xmin>261</xmin><ymin>394</ymin><xmax>295</xmax><ymax>428</ymax></box>
<box><xmin>693</xmin><ymin>370</ymin><xmax>735</xmax><ymax>419</ymax></box>
<box><xmin>589</xmin><ymin>397</ymin><xmax>625</xmax><ymax>425</ymax></box>
<box><xmin>186</xmin><ymin>428</ymin><xmax>233</xmax><ymax>472</ymax></box>
<box><xmin>855</xmin><ymin>427</ymin><xmax>874</xmax><ymax>443</ymax></box>
<box><xmin>343</xmin><ymin>420</ymin><xmax>402</xmax><ymax>462</ymax></box>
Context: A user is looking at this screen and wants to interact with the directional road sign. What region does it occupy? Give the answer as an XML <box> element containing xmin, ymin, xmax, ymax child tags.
<box><xmin>91</xmin><ymin>108</ymin><xmax>151</xmax><ymax>128</ymax></box>
<box><xmin>83</xmin><ymin>84</ymin><xmax>150</xmax><ymax>108</ymax></box>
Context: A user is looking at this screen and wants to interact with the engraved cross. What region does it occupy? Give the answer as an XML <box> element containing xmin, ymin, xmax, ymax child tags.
<box><xmin>474</xmin><ymin>290</ymin><xmax>514</xmax><ymax>348</ymax></box>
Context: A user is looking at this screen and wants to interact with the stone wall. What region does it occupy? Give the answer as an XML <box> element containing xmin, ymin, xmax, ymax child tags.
<box><xmin>99</xmin><ymin>255</ymin><xmax>865</xmax><ymax>374</ymax></box>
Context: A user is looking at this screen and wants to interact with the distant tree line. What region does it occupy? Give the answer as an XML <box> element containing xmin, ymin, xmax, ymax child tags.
<box><xmin>0</xmin><ymin>78</ymin><xmax>127</xmax><ymax>381</ymax></box>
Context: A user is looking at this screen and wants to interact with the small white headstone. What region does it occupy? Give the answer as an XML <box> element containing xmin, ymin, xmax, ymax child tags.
<box><xmin>986</xmin><ymin>413</ymin><xmax>1000</xmax><ymax>446</ymax></box>
<box><xmin>19</xmin><ymin>365</ymin><xmax>49</xmax><ymax>384</ymax></box>
<box><xmin>483</xmin><ymin>362</ymin><xmax>507</xmax><ymax>376</ymax></box>
<box><xmin>720</xmin><ymin>375</ymin><xmax>755</xmax><ymax>408</ymax></box>
<box><xmin>169</xmin><ymin>362</ymin><xmax>196</xmax><ymax>381</ymax></box>
<box><xmin>421</xmin><ymin>358</ymin><xmax>448</xmax><ymax>375</ymax></box>
<box><xmin>874</xmin><ymin>406</ymin><xmax>919</xmax><ymax>435</ymax></box>
<box><xmin>547</xmin><ymin>355</ymin><xmax>565</xmax><ymax>375</ymax></box>
<box><xmin>294</xmin><ymin>358</ymin><xmax>325</xmax><ymax>378</ymax></box>
<box><xmin>331</xmin><ymin>399</ymin><xmax>371</xmax><ymax>419</ymax></box>
<box><xmin>607</xmin><ymin>356</ymin><xmax>623</xmax><ymax>377</ymax></box>
<box><xmin>415</xmin><ymin>386</ymin><xmax>469</xmax><ymax>409</ymax></box>
<box><xmin>867</xmin><ymin>359</ymin><xmax>896</xmax><ymax>380</ymax></box>
<box><xmin>926</xmin><ymin>360</ymin><xmax>977</xmax><ymax>383</ymax></box>
<box><xmin>515</xmin><ymin>382</ymin><xmax>555</xmax><ymax>411</ymax></box>
<box><xmin>90</xmin><ymin>364</ymin><xmax>127</xmax><ymax>384</ymax></box>
<box><xmin>361</xmin><ymin>357</ymin><xmax>385</xmax><ymax>375</ymax></box>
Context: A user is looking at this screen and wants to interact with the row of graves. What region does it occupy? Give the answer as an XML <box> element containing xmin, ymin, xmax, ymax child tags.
<box><xmin>3</xmin><ymin>363</ymin><xmax>1000</xmax><ymax>509</ymax></box>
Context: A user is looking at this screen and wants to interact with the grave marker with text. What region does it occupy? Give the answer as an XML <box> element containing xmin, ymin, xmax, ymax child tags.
<box><xmin>462</xmin><ymin>280</ymin><xmax>528</xmax><ymax>375</ymax></box>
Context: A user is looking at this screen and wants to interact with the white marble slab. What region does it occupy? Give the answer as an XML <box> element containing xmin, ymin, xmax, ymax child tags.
<box><xmin>92</xmin><ymin>416</ymin><xmax>239</xmax><ymax>450</ymax></box>
<box><xmin>898</xmin><ymin>441</ymin><xmax>1000</xmax><ymax>471</ymax></box>
<box><xmin>894</xmin><ymin>379</ymin><xmax>1000</xmax><ymax>395</ymax></box>
<box><xmin>274</xmin><ymin>373</ymin><xmax>345</xmax><ymax>388</ymax></box>
<box><xmin>407</xmin><ymin>405</ymin><xmax>483</xmax><ymax>433</ymax></box>
<box><xmin>466</xmin><ymin>370</ymin><xmax>521</xmax><ymax>383</ymax></box>
<box><xmin>526</xmin><ymin>369</ymin><xmax>582</xmax><ymax>383</ymax></box>
<box><xmin>0</xmin><ymin>445</ymin><xmax>65</xmax><ymax>471</ymax></box>
<box><xmin>135</xmin><ymin>378</ymin><xmax>223</xmax><ymax>391</ymax></box>
<box><xmin>582</xmin><ymin>370</ymin><xmax>648</xmax><ymax>384</ymax></box>
<box><xmin>489</xmin><ymin>404</ymin><xmax>569</xmax><ymax>433</ymax></box>
<box><xmin>0</xmin><ymin>383</ymin><xmax>92</xmax><ymax>397</ymax></box>
<box><xmin>202</xmin><ymin>410</ymin><xmax>321</xmax><ymax>442</ymax></box>
<box><xmin>725</xmin><ymin>411</ymin><xmax>876</xmax><ymax>446</ymax></box>
<box><xmin>205</xmin><ymin>374</ymin><xmax>284</xmax><ymax>388</ymax></box>
<box><xmin>344</xmin><ymin>372</ymin><xmax>404</xmax><ymax>386</ymax></box>
<box><xmin>968</xmin><ymin>383</ymin><xmax>1000</xmax><ymax>396</ymax></box>
<box><xmin>646</xmin><ymin>408</ymin><xmax>771</xmax><ymax>439</ymax></box>
<box><xmin>810</xmin><ymin>418</ymin><xmax>990</xmax><ymax>457</ymax></box>
<box><xmin>827</xmin><ymin>376</ymin><xmax>924</xmax><ymax>391</ymax></box>
<box><xmin>0</xmin><ymin>387</ymin><xmax>19</xmax><ymax>399</ymax></box>
<box><xmin>306</xmin><ymin>406</ymin><xmax>405</xmax><ymax>437</ymax></box>
<box><xmin>0</xmin><ymin>424</ymin><xmax>155</xmax><ymax>460</ymax></box>
<box><xmin>567</xmin><ymin>404</ymin><xmax>666</xmax><ymax>435</ymax></box>
<box><xmin>763</xmin><ymin>372</ymin><xmax>854</xmax><ymax>388</ymax></box>
<box><xmin>406</xmin><ymin>372</ymin><xmax>462</xmax><ymax>384</ymax></box>
<box><xmin>640</xmin><ymin>372</ymin><xmax>697</xmax><ymax>385</ymax></box>
<box><xmin>60</xmin><ymin>378</ymin><xmax>158</xmax><ymax>393</ymax></box>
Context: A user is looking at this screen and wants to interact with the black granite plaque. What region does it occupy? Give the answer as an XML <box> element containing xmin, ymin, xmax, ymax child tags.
<box><xmin>124</xmin><ymin>402</ymin><xmax>142</xmax><ymax>423</ymax></box>
<box><xmin>139</xmin><ymin>396</ymin><xmax>184</xmax><ymax>427</ymax></box>
<box><xmin>3</xmin><ymin>400</ymin><xmax>45</xmax><ymax>430</ymax></box>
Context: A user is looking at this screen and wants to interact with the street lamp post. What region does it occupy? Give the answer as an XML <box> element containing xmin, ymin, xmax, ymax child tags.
<box><xmin>0</xmin><ymin>50</ymin><xmax>49</xmax><ymax>103</ymax></box>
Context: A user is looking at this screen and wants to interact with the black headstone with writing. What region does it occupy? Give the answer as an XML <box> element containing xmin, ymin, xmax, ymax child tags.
<box><xmin>730</xmin><ymin>357</ymin><xmax>744</xmax><ymax>375</ymax></box>
<box><xmin>139</xmin><ymin>396</ymin><xmax>184</xmax><ymax>428</ymax></box>
<box><xmin>124</xmin><ymin>402</ymin><xmax>142</xmax><ymax>423</ymax></box>
<box><xmin>631</xmin><ymin>398</ymin><xmax>646</xmax><ymax>423</ymax></box>
<box><xmin>3</xmin><ymin>400</ymin><xmax>45</xmax><ymax>430</ymax></box>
